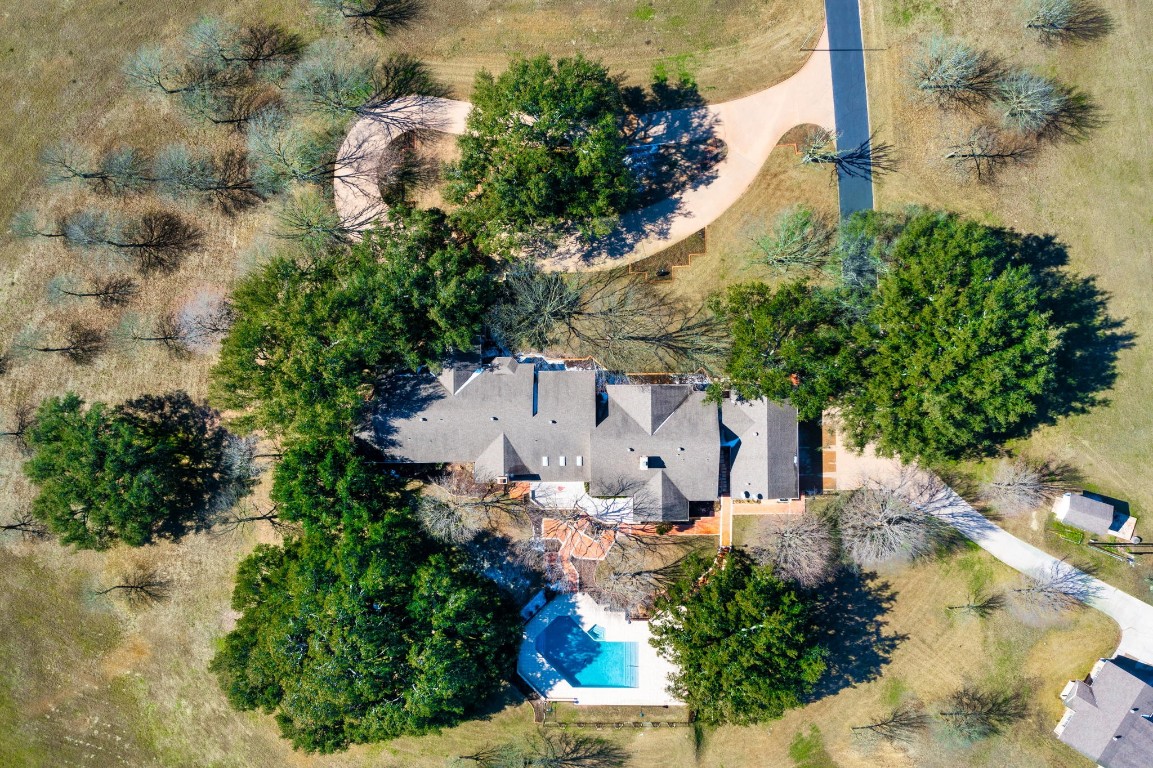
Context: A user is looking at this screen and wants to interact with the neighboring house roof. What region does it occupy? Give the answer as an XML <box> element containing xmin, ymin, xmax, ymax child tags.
<box><xmin>588</xmin><ymin>385</ymin><xmax>719</xmax><ymax>523</ymax></box>
<box><xmin>722</xmin><ymin>396</ymin><xmax>800</xmax><ymax>500</ymax></box>
<box><xmin>1055</xmin><ymin>493</ymin><xmax>1125</xmax><ymax>538</ymax></box>
<box><xmin>1057</xmin><ymin>658</ymin><xmax>1153</xmax><ymax>768</ymax></box>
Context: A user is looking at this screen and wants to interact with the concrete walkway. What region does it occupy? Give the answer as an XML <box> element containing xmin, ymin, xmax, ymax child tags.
<box><xmin>834</xmin><ymin>449</ymin><xmax>1153</xmax><ymax>666</ymax></box>
<box><xmin>332</xmin><ymin>30</ymin><xmax>836</xmax><ymax>269</ymax></box>
<box><xmin>928</xmin><ymin>484</ymin><xmax>1153</xmax><ymax>664</ymax></box>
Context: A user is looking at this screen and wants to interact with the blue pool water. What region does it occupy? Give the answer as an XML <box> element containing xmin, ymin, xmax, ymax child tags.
<box><xmin>535</xmin><ymin>616</ymin><xmax>638</xmax><ymax>688</ymax></box>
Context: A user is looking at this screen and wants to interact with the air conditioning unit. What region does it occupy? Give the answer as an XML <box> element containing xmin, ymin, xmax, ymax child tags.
<box><xmin>496</xmin><ymin>476</ymin><xmax>509</xmax><ymax>485</ymax></box>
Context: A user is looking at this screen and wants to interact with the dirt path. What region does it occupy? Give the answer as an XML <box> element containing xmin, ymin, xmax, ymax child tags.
<box><xmin>332</xmin><ymin>29</ymin><xmax>835</xmax><ymax>269</ymax></box>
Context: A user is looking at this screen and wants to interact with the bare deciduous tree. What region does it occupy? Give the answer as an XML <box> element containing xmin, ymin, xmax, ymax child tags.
<box><xmin>417</xmin><ymin>496</ymin><xmax>486</xmax><ymax>544</ymax></box>
<box><xmin>285</xmin><ymin>39</ymin><xmax>447</xmax><ymax>121</ymax></box>
<box><xmin>470</xmin><ymin>731</ymin><xmax>628</xmax><ymax>768</ymax></box>
<box><xmin>188</xmin><ymin>18</ymin><xmax>303</xmax><ymax>74</ymax></box>
<box><xmin>801</xmin><ymin>128</ymin><xmax>897</xmax><ymax>180</ymax></box>
<box><xmin>50</xmin><ymin>275</ymin><xmax>141</xmax><ymax>308</ymax></box>
<box><xmin>125</xmin><ymin>43</ymin><xmax>249</xmax><ymax>98</ymax></box>
<box><xmin>944</xmin><ymin>125</ymin><xmax>1035</xmax><ymax>182</ymax></box>
<box><xmin>121</xmin><ymin>211</ymin><xmax>205</xmax><ymax>273</ymax></box>
<box><xmin>995</xmin><ymin>72</ymin><xmax>1102</xmax><ymax>141</ymax></box>
<box><xmin>248</xmin><ymin>111</ymin><xmax>349</xmax><ymax>194</ymax></box>
<box><xmin>213</xmin><ymin>502</ymin><xmax>297</xmax><ymax>537</ymax></box>
<box><xmin>0</xmin><ymin>509</ymin><xmax>49</xmax><ymax>541</ymax></box>
<box><xmin>0</xmin><ymin>401</ymin><xmax>35</xmax><ymax>454</ymax></box>
<box><xmin>851</xmin><ymin>700</ymin><xmax>931</xmax><ymax>745</ymax></box>
<box><xmin>274</xmin><ymin>190</ymin><xmax>372</xmax><ymax>246</ymax></box>
<box><xmin>488</xmin><ymin>265</ymin><xmax>726</xmax><ymax>370</ymax></box>
<box><xmin>837</xmin><ymin>480</ymin><xmax>937</xmax><ymax>567</ymax></box>
<box><xmin>753</xmin><ymin>205</ymin><xmax>836</xmax><ymax>271</ymax></box>
<box><xmin>1012</xmin><ymin>558</ymin><xmax>1100</xmax><ymax>614</ymax></box>
<box><xmin>154</xmin><ymin>145</ymin><xmax>263</xmax><ymax>214</ymax></box>
<box><xmin>417</xmin><ymin>468</ymin><xmax>528</xmax><ymax>543</ymax></box>
<box><xmin>42</xmin><ymin>143</ymin><xmax>151</xmax><ymax>194</ymax></box>
<box><xmin>750</xmin><ymin>513</ymin><xmax>835</xmax><ymax>587</ymax></box>
<box><xmin>910</xmin><ymin>37</ymin><xmax>1003</xmax><ymax>107</ymax></box>
<box><xmin>378</xmin><ymin>129</ymin><xmax>441</xmax><ymax>205</ymax></box>
<box><xmin>939</xmin><ymin>686</ymin><xmax>1028</xmax><ymax>739</ymax></box>
<box><xmin>180</xmin><ymin>82</ymin><xmax>282</xmax><ymax>129</ymax></box>
<box><xmin>1025</xmin><ymin>0</ymin><xmax>1113</xmax><ymax>45</ymax></box>
<box><xmin>947</xmin><ymin>588</ymin><xmax>1006</xmax><ymax>619</ymax></box>
<box><xmin>979</xmin><ymin>457</ymin><xmax>1071</xmax><ymax>516</ymax></box>
<box><xmin>95</xmin><ymin>565</ymin><xmax>171</xmax><ymax>607</ymax></box>
<box><xmin>124</xmin><ymin>312</ymin><xmax>195</xmax><ymax>360</ymax></box>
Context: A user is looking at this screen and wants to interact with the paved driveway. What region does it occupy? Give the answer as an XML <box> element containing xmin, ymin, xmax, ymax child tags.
<box><xmin>824</xmin><ymin>0</ymin><xmax>874</xmax><ymax>216</ymax></box>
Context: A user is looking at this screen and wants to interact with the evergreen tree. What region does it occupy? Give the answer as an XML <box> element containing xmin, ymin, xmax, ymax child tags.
<box><xmin>23</xmin><ymin>392</ymin><xmax>226</xmax><ymax>549</ymax></box>
<box><xmin>210</xmin><ymin>206</ymin><xmax>492</xmax><ymax>438</ymax></box>
<box><xmin>842</xmin><ymin>212</ymin><xmax>1057</xmax><ymax>462</ymax></box>
<box><xmin>648</xmin><ymin>550</ymin><xmax>826</xmax><ymax>725</ymax></box>
<box><xmin>711</xmin><ymin>280</ymin><xmax>852</xmax><ymax>420</ymax></box>
<box><xmin>210</xmin><ymin>454</ymin><xmax>518</xmax><ymax>753</ymax></box>
<box><xmin>446</xmin><ymin>55</ymin><xmax>635</xmax><ymax>246</ymax></box>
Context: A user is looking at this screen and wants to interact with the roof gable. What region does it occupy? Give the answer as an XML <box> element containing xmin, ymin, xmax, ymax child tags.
<box><xmin>608</xmin><ymin>385</ymin><xmax>690</xmax><ymax>435</ymax></box>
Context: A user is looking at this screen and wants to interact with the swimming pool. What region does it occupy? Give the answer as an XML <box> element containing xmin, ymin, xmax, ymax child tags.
<box><xmin>535</xmin><ymin>615</ymin><xmax>638</xmax><ymax>688</ymax></box>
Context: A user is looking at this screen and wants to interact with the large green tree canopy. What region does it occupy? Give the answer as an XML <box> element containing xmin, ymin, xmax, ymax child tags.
<box><xmin>210</xmin><ymin>206</ymin><xmax>492</xmax><ymax>438</ymax></box>
<box><xmin>648</xmin><ymin>550</ymin><xmax>826</xmax><ymax>725</ymax></box>
<box><xmin>446</xmin><ymin>55</ymin><xmax>635</xmax><ymax>244</ymax></box>
<box><xmin>23</xmin><ymin>391</ymin><xmax>226</xmax><ymax>549</ymax></box>
<box><xmin>711</xmin><ymin>280</ymin><xmax>853</xmax><ymax>420</ymax></box>
<box><xmin>210</xmin><ymin>445</ymin><xmax>519</xmax><ymax>753</ymax></box>
<box><xmin>843</xmin><ymin>211</ymin><xmax>1058</xmax><ymax>462</ymax></box>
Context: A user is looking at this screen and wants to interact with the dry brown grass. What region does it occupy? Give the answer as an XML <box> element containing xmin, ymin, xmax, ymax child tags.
<box><xmin>0</xmin><ymin>0</ymin><xmax>1133</xmax><ymax>765</ymax></box>
<box><xmin>858</xmin><ymin>0</ymin><xmax>1153</xmax><ymax>519</ymax></box>
<box><xmin>395</xmin><ymin>0</ymin><xmax>824</xmax><ymax>101</ymax></box>
<box><xmin>656</xmin><ymin>138</ymin><xmax>840</xmax><ymax>305</ymax></box>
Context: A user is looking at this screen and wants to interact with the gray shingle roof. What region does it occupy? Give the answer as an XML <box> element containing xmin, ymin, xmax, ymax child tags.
<box><xmin>589</xmin><ymin>385</ymin><xmax>719</xmax><ymax>522</ymax></box>
<box><xmin>722</xmin><ymin>396</ymin><xmax>800</xmax><ymax>500</ymax></box>
<box><xmin>376</xmin><ymin>361</ymin><xmax>595</xmax><ymax>483</ymax></box>
<box><xmin>1057</xmin><ymin>493</ymin><xmax>1124</xmax><ymax>538</ymax></box>
<box><xmin>1058</xmin><ymin>659</ymin><xmax>1153</xmax><ymax>768</ymax></box>
<box><xmin>375</xmin><ymin>363</ymin><xmax>799</xmax><ymax>523</ymax></box>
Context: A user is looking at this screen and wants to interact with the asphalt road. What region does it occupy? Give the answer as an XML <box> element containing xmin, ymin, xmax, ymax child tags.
<box><xmin>824</xmin><ymin>0</ymin><xmax>875</xmax><ymax>217</ymax></box>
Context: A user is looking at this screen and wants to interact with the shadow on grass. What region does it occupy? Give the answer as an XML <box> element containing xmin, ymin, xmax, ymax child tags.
<box><xmin>806</xmin><ymin>568</ymin><xmax>906</xmax><ymax>702</ymax></box>
<box><xmin>1011</xmin><ymin>233</ymin><xmax>1136</xmax><ymax>436</ymax></box>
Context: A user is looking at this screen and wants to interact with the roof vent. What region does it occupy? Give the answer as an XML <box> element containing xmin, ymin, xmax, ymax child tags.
<box><xmin>639</xmin><ymin>456</ymin><xmax>649</xmax><ymax>469</ymax></box>
<box><xmin>491</xmin><ymin>416</ymin><xmax>499</xmax><ymax>421</ymax></box>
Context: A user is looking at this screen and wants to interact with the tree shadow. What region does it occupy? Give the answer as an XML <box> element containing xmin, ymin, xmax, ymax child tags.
<box><xmin>368</xmin><ymin>370</ymin><xmax>449</xmax><ymax>454</ymax></box>
<box><xmin>1040</xmin><ymin>87</ymin><xmax>1106</xmax><ymax>144</ymax></box>
<box><xmin>806</xmin><ymin>568</ymin><xmax>906</xmax><ymax>701</ymax></box>
<box><xmin>1012</xmin><ymin>233</ymin><xmax>1136</xmax><ymax>435</ymax></box>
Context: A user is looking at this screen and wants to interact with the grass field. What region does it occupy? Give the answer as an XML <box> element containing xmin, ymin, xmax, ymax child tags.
<box><xmin>857</xmin><ymin>0</ymin><xmax>1153</xmax><ymax>518</ymax></box>
<box><xmin>854</xmin><ymin>0</ymin><xmax>1153</xmax><ymax>600</ymax></box>
<box><xmin>0</xmin><ymin>0</ymin><xmax>1138</xmax><ymax>766</ymax></box>
<box><xmin>0</xmin><ymin>521</ymin><xmax>1113</xmax><ymax>767</ymax></box>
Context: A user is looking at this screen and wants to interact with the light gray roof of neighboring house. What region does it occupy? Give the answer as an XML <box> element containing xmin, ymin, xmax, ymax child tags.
<box><xmin>589</xmin><ymin>384</ymin><xmax>719</xmax><ymax>523</ymax></box>
<box><xmin>1061</xmin><ymin>493</ymin><xmax>1122</xmax><ymax>538</ymax></box>
<box><xmin>722</xmin><ymin>396</ymin><xmax>800</xmax><ymax>500</ymax></box>
<box><xmin>375</xmin><ymin>361</ymin><xmax>596</xmax><ymax>482</ymax></box>
<box><xmin>1058</xmin><ymin>659</ymin><xmax>1153</xmax><ymax>768</ymax></box>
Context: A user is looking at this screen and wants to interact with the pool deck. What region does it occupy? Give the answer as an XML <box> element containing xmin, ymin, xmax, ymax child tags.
<box><xmin>518</xmin><ymin>592</ymin><xmax>681</xmax><ymax>706</ymax></box>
